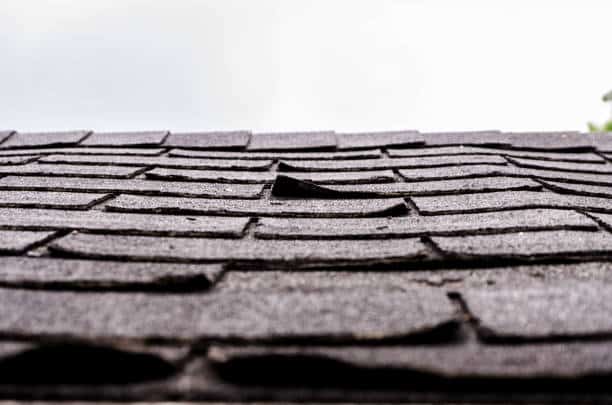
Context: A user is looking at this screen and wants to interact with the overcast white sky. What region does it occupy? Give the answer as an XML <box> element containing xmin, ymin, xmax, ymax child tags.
<box><xmin>0</xmin><ymin>0</ymin><xmax>610</xmax><ymax>133</ymax></box>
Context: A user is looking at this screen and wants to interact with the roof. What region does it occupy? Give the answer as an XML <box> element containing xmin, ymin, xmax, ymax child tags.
<box><xmin>0</xmin><ymin>128</ymin><xmax>612</xmax><ymax>403</ymax></box>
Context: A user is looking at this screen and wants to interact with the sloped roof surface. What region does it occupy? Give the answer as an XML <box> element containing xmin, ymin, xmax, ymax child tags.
<box><xmin>0</xmin><ymin>129</ymin><xmax>612</xmax><ymax>403</ymax></box>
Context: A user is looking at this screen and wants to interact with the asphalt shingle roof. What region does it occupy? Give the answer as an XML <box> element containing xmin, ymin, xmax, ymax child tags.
<box><xmin>0</xmin><ymin>128</ymin><xmax>611</xmax><ymax>403</ymax></box>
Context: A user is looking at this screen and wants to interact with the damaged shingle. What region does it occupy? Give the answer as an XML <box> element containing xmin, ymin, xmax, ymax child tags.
<box><xmin>506</xmin><ymin>131</ymin><xmax>593</xmax><ymax>151</ymax></box>
<box><xmin>104</xmin><ymin>195</ymin><xmax>409</xmax><ymax>218</ymax></box>
<box><xmin>0</xmin><ymin>131</ymin><xmax>91</xmax><ymax>149</ymax></box>
<box><xmin>507</xmin><ymin>156</ymin><xmax>612</xmax><ymax>174</ymax></box>
<box><xmin>80</xmin><ymin>131</ymin><xmax>169</xmax><ymax>147</ymax></box>
<box><xmin>539</xmin><ymin>180</ymin><xmax>612</xmax><ymax>198</ymax></box>
<box><xmin>421</xmin><ymin>131</ymin><xmax>510</xmax><ymax>147</ymax></box>
<box><xmin>0</xmin><ymin>163</ymin><xmax>143</xmax><ymax>178</ymax></box>
<box><xmin>0</xmin><ymin>147</ymin><xmax>166</xmax><ymax>156</ymax></box>
<box><xmin>169</xmin><ymin>148</ymin><xmax>382</xmax><ymax>160</ymax></box>
<box><xmin>336</xmin><ymin>130</ymin><xmax>424</xmax><ymax>150</ymax></box>
<box><xmin>0</xmin><ymin>191</ymin><xmax>111</xmax><ymax>209</ymax></box>
<box><xmin>49</xmin><ymin>232</ymin><xmax>429</xmax><ymax>268</ymax></box>
<box><xmin>0</xmin><ymin>230</ymin><xmax>56</xmax><ymax>253</ymax></box>
<box><xmin>0</xmin><ymin>257</ymin><xmax>224</xmax><ymax>291</ymax></box>
<box><xmin>163</xmin><ymin>131</ymin><xmax>251</xmax><ymax>150</ymax></box>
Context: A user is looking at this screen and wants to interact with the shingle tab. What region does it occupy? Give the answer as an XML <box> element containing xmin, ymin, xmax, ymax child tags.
<box><xmin>169</xmin><ymin>148</ymin><xmax>382</xmax><ymax>160</ymax></box>
<box><xmin>145</xmin><ymin>168</ymin><xmax>395</xmax><ymax>184</ymax></box>
<box><xmin>104</xmin><ymin>195</ymin><xmax>409</xmax><ymax>217</ymax></box>
<box><xmin>163</xmin><ymin>131</ymin><xmax>251</xmax><ymax>150</ymax></box>
<box><xmin>0</xmin><ymin>131</ymin><xmax>90</xmax><ymax>149</ymax></box>
<box><xmin>462</xmin><ymin>284</ymin><xmax>612</xmax><ymax>339</ymax></box>
<box><xmin>0</xmin><ymin>176</ymin><xmax>265</xmax><ymax>199</ymax></box>
<box><xmin>432</xmin><ymin>230</ymin><xmax>612</xmax><ymax>258</ymax></box>
<box><xmin>80</xmin><ymin>131</ymin><xmax>169</xmax><ymax>147</ymax></box>
<box><xmin>0</xmin><ymin>156</ymin><xmax>37</xmax><ymax>165</ymax></box>
<box><xmin>0</xmin><ymin>208</ymin><xmax>250</xmax><ymax>237</ymax></box>
<box><xmin>49</xmin><ymin>233</ymin><xmax>428</xmax><ymax>267</ymax></box>
<box><xmin>540</xmin><ymin>180</ymin><xmax>612</xmax><ymax>198</ymax></box>
<box><xmin>0</xmin><ymin>230</ymin><xmax>55</xmax><ymax>253</ymax></box>
<box><xmin>412</xmin><ymin>191</ymin><xmax>612</xmax><ymax>214</ymax></box>
<box><xmin>508</xmin><ymin>156</ymin><xmax>612</xmax><ymax>174</ymax></box>
<box><xmin>247</xmin><ymin>131</ymin><xmax>337</xmax><ymax>151</ymax></box>
<box><xmin>209</xmin><ymin>341</ymin><xmax>612</xmax><ymax>379</ymax></box>
<box><xmin>279</xmin><ymin>155</ymin><xmax>507</xmax><ymax>172</ymax></box>
<box><xmin>0</xmin><ymin>163</ymin><xmax>143</xmax><ymax>178</ymax></box>
<box><xmin>0</xmin><ymin>191</ymin><xmax>110</xmax><ymax>209</ymax></box>
<box><xmin>39</xmin><ymin>155</ymin><xmax>273</xmax><ymax>170</ymax></box>
<box><xmin>254</xmin><ymin>209</ymin><xmax>596</xmax><ymax>239</ymax></box>
<box><xmin>422</xmin><ymin>131</ymin><xmax>510</xmax><ymax>147</ymax></box>
<box><xmin>0</xmin><ymin>286</ymin><xmax>457</xmax><ymax>342</ymax></box>
<box><xmin>389</xmin><ymin>146</ymin><xmax>605</xmax><ymax>163</ymax></box>
<box><xmin>336</xmin><ymin>130</ymin><xmax>423</xmax><ymax>150</ymax></box>
<box><xmin>0</xmin><ymin>147</ymin><xmax>166</xmax><ymax>156</ymax></box>
<box><xmin>0</xmin><ymin>131</ymin><xmax>14</xmax><ymax>145</ymax></box>
<box><xmin>587</xmin><ymin>132</ymin><xmax>612</xmax><ymax>152</ymax></box>
<box><xmin>507</xmin><ymin>131</ymin><xmax>592</xmax><ymax>151</ymax></box>
<box><xmin>398</xmin><ymin>164</ymin><xmax>519</xmax><ymax>181</ymax></box>
<box><xmin>0</xmin><ymin>257</ymin><xmax>224</xmax><ymax>291</ymax></box>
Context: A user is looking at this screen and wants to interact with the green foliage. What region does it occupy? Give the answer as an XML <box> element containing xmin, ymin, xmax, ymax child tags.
<box><xmin>588</xmin><ymin>120</ymin><xmax>612</xmax><ymax>133</ymax></box>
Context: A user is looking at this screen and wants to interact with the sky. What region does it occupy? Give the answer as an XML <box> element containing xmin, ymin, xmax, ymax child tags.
<box><xmin>0</xmin><ymin>0</ymin><xmax>611</xmax><ymax>133</ymax></box>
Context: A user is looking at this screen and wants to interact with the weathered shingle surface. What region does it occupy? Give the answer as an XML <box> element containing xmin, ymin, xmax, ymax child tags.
<box><xmin>1</xmin><ymin>129</ymin><xmax>612</xmax><ymax>403</ymax></box>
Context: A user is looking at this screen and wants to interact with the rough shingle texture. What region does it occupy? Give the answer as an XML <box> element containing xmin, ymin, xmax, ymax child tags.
<box><xmin>1</xmin><ymin>129</ymin><xmax>612</xmax><ymax>403</ymax></box>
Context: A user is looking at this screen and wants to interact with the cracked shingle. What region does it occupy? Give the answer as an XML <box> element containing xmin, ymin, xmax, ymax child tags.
<box><xmin>412</xmin><ymin>191</ymin><xmax>612</xmax><ymax>214</ymax></box>
<box><xmin>0</xmin><ymin>163</ymin><xmax>143</xmax><ymax>178</ymax></box>
<box><xmin>0</xmin><ymin>257</ymin><xmax>224</xmax><ymax>291</ymax></box>
<box><xmin>254</xmin><ymin>209</ymin><xmax>596</xmax><ymax>239</ymax></box>
<box><xmin>39</xmin><ymin>155</ymin><xmax>273</xmax><ymax>170</ymax></box>
<box><xmin>336</xmin><ymin>130</ymin><xmax>423</xmax><ymax>150</ymax></box>
<box><xmin>0</xmin><ymin>208</ymin><xmax>250</xmax><ymax>237</ymax></box>
<box><xmin>104</xmin><ymin>195</ymin><xmax>409</xmax><ymax>217</ymax></box>
<box><xmin>49</xmin><ymin>233</ymin><xmax>428</xmax><ymax>268</ymax></box>
<box><xmin>0</xmin><ymin>176</ymin><xmax>265</xmax><ymax>199</ymax></box>
<box><xmin>145</xmin><ymin>168</ymin><xmax>395</xmax><ymax>184</ymax></box>
<box><xmin>0</xmin><ymin>191</ymin><xmax>110</xmax><ymax>209</ymax></box>
<box><xmin>432</xmin><ymin>230</ymin><xmax>612</xmax><ymax>259</ymax></box>
<box><xmin>169</xmin><ymin>148</ymin><xmax>382</xmax><ymax>160</ymax></box>
<box><xmin>279</xmin><ymin>155</ymin><xmax>507</xmax><ymax>172</ymax></box>
<box><xmin>80</xmin><ymin>131</ymin><xmax>169</xmax><ymax>147</ymax></box>
<box><xmin>0</xmin><ymin>230</ymin><xmax>56</xmax><ymax>253</ymax></box>
<box><xmin>0</xmin><ymin>286</ymin><xmax>457</xmax><ymax>342</ymax></box>
<box><xmin>0</xmin><ymin>131</ymin><xmax>90</xmax><ymax>149</ymax></box>
<box><xmin>507</xmin><ymin>156</ymin><xmax>612</xmax><ymax>174</ymax></box>
<box><xmin>163</xmin><ymin>131</ymin><xmax>251</xmax><ymax>150</ymax></box>
<box><xmin>247</xmin><ymin>131</ymin><xmax>337</xmax><ymax>151</ymax></box>
<box><xmin>462</xmin><ymin>284</ymin><xmax>612</xmax><ymax>340</ymax></box>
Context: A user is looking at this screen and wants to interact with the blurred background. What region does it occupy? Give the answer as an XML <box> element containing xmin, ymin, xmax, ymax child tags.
<box><xmin>0</xmin><ymin>0</ymin><xmax>610</xmax><ymax>133</ymax></box>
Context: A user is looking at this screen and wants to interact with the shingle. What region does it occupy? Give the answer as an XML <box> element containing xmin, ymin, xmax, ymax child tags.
<box><xmin>39</xmin><ymin>155</ymin><xmax>273</xmax><ymax>170</ymax></box>
<box><xmin>104</xmin><ymin>195</ymin><xmax>409</xmax><ymax>218</ymax></box>
<box><xmin>163</xmin><ymin>131</ymin><xmax>251</xmax><ymax>150</ymax></box>
<box><xmin>540</xmin><ymin>180</ymin><xmax>612</xmax><ymax>198</ymax></box>
<box><xmin>0</xmin><ymin>131</ymin><xmax>90</xmax><ymax>149</ymax></box>
<box><xmin>0</xmin><ymin>191</ymin><xmax>110</xmax><ymax>209</ymax></box>
<box><xmin>432</xmin><ymin>230</ymin><xmax>612</xmax><ymax>259</ymax></box>
<box><xmin>398</xmin><ymin>165</ymin><xmax>519</xmax><ymax>181</ymax></box>
<box><xmin>462</xmin><ymin>284</ymin><xmax>612</xmax><ymax>339</ymax></box>
<box><xmin>169</xmin><ymin>148</ymin><xmax>382</xmax><ymax>160</ymax></box>
<box><xmin>336</xmin><ymin>130</ymin><xmax>423</xmax><ymax>150</ymax></box>
<box><xmin>328</xmin><ymin>177</ymin><xmax>542</xmax><ymax>196</ymax></box>
<box><xmin>412</xmin><ymin>191</ymin><xmax>612</xmax><ymax>214</ymax></box>
<box><xmin>0</xmin><ymin>230</ymin><xmax>56</xmax><ymax>253</ymax></box>
<box><xmin>0</xmin><ymin>156</ymin><xmax>37</xmax><ymax>165</ymax></box>
<box><xmin>279</xmin><ymin>155</ymin><xmax>507</xmax><ymax>172</ymax></box>
<box><xmin>208</xmin><ymin>341</ymin><xmax>612</xmax><ymax>379</ymax></box>
<box><xmin>587</xmin><ymin>132</ymin><xmax>612</xmax><ymax>152</ymax></box>
<box><xmin>507</xmin><ymin>131</ymin><xmax>593</xmax><ymax>151</ymax></box>
<box><xmin>254</xmin><ymin>209</ymin><xmax>596</xmax><ymax>239</ymax></box>
<box><xmin>0</xmin><ymin>208</ymin><xmax>250</xmax><ymax>237</ymax></box>
<box><xmin>49</xmin><ymin>233</ymin><xmax>428</xmax><ymax>268</ymax></box>
<box><xmin>145</xmin><ymin>168</ymin><xmax>395</xmax><ymax>184</ymax></box>
<box><xmin>247</xmin><ymin>131</ymin><xmax>337</xmax><ymax>151</ymax></box>
<box><xmin>589</xmin><ymin>212</ymin><xmax>612</xmax><ymax>230</ymax></box>
<box><xmin>520</xmin><ymin>167</ymin><xmax>612</xmax><ymax>186</ymax></box>
<box><xmin>507</xmin><ymin>156</ymin><xmax>612</xmax><ymax>174</ymax></box>
<box><xmin>0</xmin><ymin>130</ymin><xmax>14</xmax><ymax>145</ymax></box>
<box><xmin>80</xmin><ymin>131</ymin><xmax>169</xmax><ymax>147</ymax></box>
<box><xmin>422</xmin><ymin>131</ymin><xmax>510</xmax><ymax>147</ymax></box>
<box><xmin>0</xmin><ymin>163</ymin><xmax>142</xmax><ymax>178</ymax></box>
<box><xmin>0</xmin><ymin>286</ymin><xmax>457</xmax><ymax>342</ymax></box>
<box><xmin>0</xmin><ymin>147</ymin><xmax>166</xmax><ymax>156</ymax></box>
<box><xmin>0</xmin><ymin>257</ymin><xmax>224</xmax><ymax>291</ymax></box>
<box><xmin>0</xmin><ymin>176</ymin><xmax>265</xmax><ymax>199</ymax></box>
<box><xmin>388</xmin><ymin>146</ymin><xmax>605</xmax><ymax>163</ymax></box>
